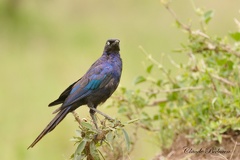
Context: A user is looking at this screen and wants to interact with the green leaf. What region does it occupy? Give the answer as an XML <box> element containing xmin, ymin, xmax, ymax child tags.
<box><xmin>153</xmin><ymin>115</ymin><xmax>160</xmax><ymax>120</ymax></box>
<box><xmin>134</xmin><ymin>76</ymin><xmax>146</xmax><ymax>84</ymax></box>
<box><xmin>90</xmin><ymin>142</ymin><xmax>100</xmax><ymax>160</ymax></box>
<box><xmin>175</xmin><ymin>20</ymin><xmax>181</xmax><ymax>28</ymax></box>
<box><xmin>120</xmin><ymin>87</ymin><xmax>127</xmax><ymax>94</ymax></box>
<box><xmin>217</xmin><ymin>135</ymin><xmax>222</xmax><ymax>144</ymax></box>
<box><xmin>229</xmin><ymin>32</ymin><xmax>240</xmax><ymax>41</ymax></box>
<box><xmin>106</xmin><ymin>132</ymin><xmax>114</xmax><ymax>143</ymax></box>
<box><xmin>141</xmin><ymin>111</ymin><xmax>151</xmax><ymax>120</ymax></box>
<box><xmin>146</xmin><ymin>64</ymin><xmax>154</xmax><ymax>73</ymax></box>
<box><xmin>122</xmin><ymin>129</ymin><xmax>130</xmax><ymax>151</ymax></box>
<box><xmin>75</xmin><ymin>130</ymin><xmax>82</xmax><ymax>137</ymax></box>
<box><xmin>203</xmin><ymin>10</ymin><xmax>214</xmax><ymax>24</ymax></box>
<box><xmin>104</xmin><ymin>139</ymin><xmax>113</xmax><ymax>150</ymax></box>
<box><xmin>126</xmin><ymin>118</ymin><xmax>139</xmax><ymax>124</ymax></box>
<box><xmin>74</xmin><ymin>140</ymin><xmax>87</xmax><ymax>160</ymax></box>
<box><xmin>118</xmin><ymin>106</ymin><xmax>127</xmax><ymax>113</ymax></box>
<box><xmin>98</xmin><ymin>149</ymin><xmax>105</xmax><ymax>160</ymax></box>
<box><xmin>80</xmin><ymin>121</ymin><xmax>93</xmax><ymax>130</ymax></box>
<box><xmin>156</xmin><ymin>79</ymin><xmax>162</xmax><ymax>86</ymax></box>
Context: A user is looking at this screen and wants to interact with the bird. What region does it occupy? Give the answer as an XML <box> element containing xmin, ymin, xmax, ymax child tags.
<box><xmin>28</xmin><ymin>39</ymin><xmax>122</xmax><ymax>149</ymax></box>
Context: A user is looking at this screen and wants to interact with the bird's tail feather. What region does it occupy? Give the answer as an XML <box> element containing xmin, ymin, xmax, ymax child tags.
<box><xmin>27</xmin><ymin>107</ymin><xmax>70</xmax><ymax>149</ymax></box>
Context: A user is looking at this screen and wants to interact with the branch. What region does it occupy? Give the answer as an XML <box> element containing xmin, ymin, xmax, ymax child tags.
<box><xmin>211</xmin><ymin>74</ymin><xmax>237</xmax><ymax>87</ymax></box>
<box><xmin>159</xmin><ymin>86</ymin><xmax>204</xmax><ymax>93</ymax></box>
<box><xmin>162</xmin><ymin>3</ymin><xmax>191</xmax><ymax>33</ymax></box>
<box><xmin>147</xmin><ymin>99</ymin><xmax>168</xmax><ymax>106</ymax></box>
<box><xmin>139</xmin><ymin>46</ymin><xmax>176</xmax><ymax>84</ymax></box>
<box><xmin>72</xmin><ymin>111</ymin><xmax>84</xmax><ymax>129</ymax></box>
<box><xmin>221</xmin><ymin>44</ymin><xmax>240</xmax><ymax>58</ymax></box>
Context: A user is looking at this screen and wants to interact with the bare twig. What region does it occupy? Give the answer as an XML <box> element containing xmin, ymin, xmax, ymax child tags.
<box><xmin>163</xmin><ymin>4</ymin><xmax>191</xmax><ymax>33</ymax></box>
<box><xmin>139</xmin><ymin>46</ymin><xmax>175</xmax><ymax>84</ymax></box>
<box><xmin>207</xmin><ymin>72</ymin><xmax>217</xmax><ymax>92</ymax></box>
<box><xmin>72</xmin><ymin>111</ymin><xmax>83</xmax><ymax>129</ymax></box>
<box><xmin>147</xmin><ymin>99</ymin><xmax>168</xmax><ymax>106</ymax></box>
<box><xmin>166</xmin><ymin>150</ymin><xmax>175</xmax><ymax>159</ymax></box>
<box><xmin>219</xmin><ymin>89</ymin><xmax>232</xmax><ymax>96</ymax></box>
<box><xmin>230</xmin><ymin>137</ymin><xmax>239</xmax><ymax>160</ymax></box>
<box><xmin>221</xmin><ymin>44</ymin><xmax>240</xmax><ymax>58</ymax></box>
<box><xmin>211</xmin><ymin>154</ymin><xmax>228</xmax><ymax>160</ymax></box>
<box><xmin>230</xmin><ymin>137</ymin><xmax>240</xmax><ymax>145</ymax></box>
<box><xmin>143</xmin><ymin>85</ymin><xmax>232</xmax><ymax>97</ymax></box>
<box><xmin>211</xmin><ymin>74</ymin><xmax>237</xmax><ymax>87</ymax></box>
<box><xmin>156</xmin><ymin>86</ymin><xmax>204</xmax><ymax>93</ymax></box>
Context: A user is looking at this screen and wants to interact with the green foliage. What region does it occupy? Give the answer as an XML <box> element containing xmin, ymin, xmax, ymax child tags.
<box><xmin>134</xmin><ymin>76</ymin><xmax>146</xmax><ymax>85</ymax></box>
<box><xmin>229</xmin><ymin>31</ymin><xmax>240</xmax><ymax>41</ymax></box>
<box><xmin>202</xmin><ymin>10</ymin><xmax>214</xmax><ymax>24</ymax></box>
<box><xmin>70</xmin><ymin>116</ymin><xmax>134</xmax><ymax>160</ymax></box>
<box><xmin>110</xmin><ymin>1</ymin><xmax>240</xmax><ymax>151</ymax></box>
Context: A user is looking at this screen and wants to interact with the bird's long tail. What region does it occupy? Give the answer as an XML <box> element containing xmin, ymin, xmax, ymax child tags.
<box><xmin>27</xmin><ymin>107</ymin><xmax>70</xmax><ymax>149</ymax></box>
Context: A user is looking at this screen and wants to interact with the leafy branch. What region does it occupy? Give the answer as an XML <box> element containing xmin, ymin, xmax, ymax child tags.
<box><xmin>70</xmin><ymin>111</ymin><xmax>136</xmax><ymax>160</ymax></box>
<box><xmin>110</xmin><ymin>0</ymin><xmax>240</xmax><ymax>155</ymax></box>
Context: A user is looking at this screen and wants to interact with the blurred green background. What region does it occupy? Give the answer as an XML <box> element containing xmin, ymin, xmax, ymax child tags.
<box><xmin>1</xmin><ymin>0</ymin><xmax>240</xmax><ymax>159</ymax></box>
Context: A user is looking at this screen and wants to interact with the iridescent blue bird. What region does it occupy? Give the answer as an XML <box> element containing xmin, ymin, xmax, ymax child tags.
<box><xmin>28</xmin><ymin>39</ymin><xmax>122</xmax><ymax>149</ymax></box>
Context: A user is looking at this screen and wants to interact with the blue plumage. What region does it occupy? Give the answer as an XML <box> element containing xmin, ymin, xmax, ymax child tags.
<box><xmin>28</xmin><ymin>39</ymin><xmax>122</xmax><ymax>149</ymax></box>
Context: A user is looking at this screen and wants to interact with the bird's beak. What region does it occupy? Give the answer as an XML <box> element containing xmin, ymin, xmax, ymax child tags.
<box><xmin>113</xmin><ymin>39</ymin><xmax>120</xmax><ymax>45</ymax></box>
<box><xmin>113</xmin><ymin>40</ymin><xmax>120</xmax><ymax>51</ymax></box>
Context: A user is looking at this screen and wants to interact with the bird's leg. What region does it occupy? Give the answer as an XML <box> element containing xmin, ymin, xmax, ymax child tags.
<box><xmin>89</xmin><ymin>107</ymin><xmax>114</xmax><ymax>121</ymax></box>
<box><xmin>89</xmin><ymin>109</ymin><xmax>98</xmax><ymax>129</ymax></box>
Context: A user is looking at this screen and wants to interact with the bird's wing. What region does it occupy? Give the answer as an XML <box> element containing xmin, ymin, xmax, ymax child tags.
<box><xmin>48</xmin><ymin>79</ymin><xmax>81</xmax><ymax>106</ymax></box>
<box><xmin>60</xmin><ymin>64</ymin><xmax>114</xmax><ymax>109</ymax></box>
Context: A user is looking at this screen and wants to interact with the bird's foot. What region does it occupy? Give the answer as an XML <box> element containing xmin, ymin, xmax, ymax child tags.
<box><xmin>89</xmin><ymin>107</ymin><xmax>114</xmax><ymax>122</ymax></box>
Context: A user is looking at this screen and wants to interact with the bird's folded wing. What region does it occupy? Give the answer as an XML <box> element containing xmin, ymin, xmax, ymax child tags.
<box><xmin>61</xmin><ymin>65</ymin><xmax>114</xmax><ymax>108</ymax></box>
<box><xmin>48</xmin><ymin>79</ymin><xmax>80</xmax><ymax>107</ymax></box>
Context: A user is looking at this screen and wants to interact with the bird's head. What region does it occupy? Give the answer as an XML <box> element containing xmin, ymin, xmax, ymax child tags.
<box><xmin>104</xmin><ymin>39</ymin><xmax>120</xmax><ymax>53</ymax></box>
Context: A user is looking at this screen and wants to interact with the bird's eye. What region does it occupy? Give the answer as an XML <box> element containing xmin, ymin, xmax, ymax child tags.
<box><xmin>107</xmin><ymin>41</ymin><xmax>110</xmax><ymax>45</ymax></box>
